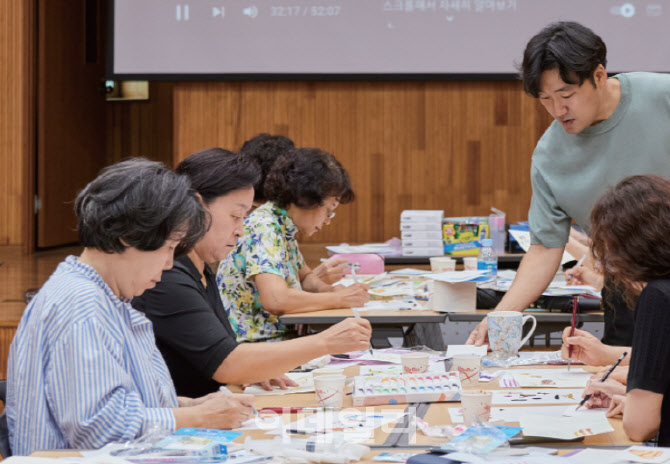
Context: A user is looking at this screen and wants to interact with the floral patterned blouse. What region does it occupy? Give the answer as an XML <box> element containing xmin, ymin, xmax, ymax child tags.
<box><xmin>217</xmin><ymin>202</ymin><xmax>305</xmax><ymax>342</ymax></box>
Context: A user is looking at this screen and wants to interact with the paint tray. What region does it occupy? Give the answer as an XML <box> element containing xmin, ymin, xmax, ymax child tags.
<box><xmin>352</xmin><ymin>372</ymin><xmax>462</xmax><ymax>406</ymax></box>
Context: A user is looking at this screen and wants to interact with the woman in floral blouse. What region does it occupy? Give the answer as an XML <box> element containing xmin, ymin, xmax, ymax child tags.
<box><xmin>217</xmin><ymin>148</ymin><xmax>369</xmax><ymax>342</ymax></box>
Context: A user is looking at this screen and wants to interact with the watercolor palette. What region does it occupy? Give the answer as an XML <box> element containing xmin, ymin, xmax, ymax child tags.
<box><xmin>352</xmin><ymin>372</ymin><xmax>461</xmax><ymax>406</ymax></box>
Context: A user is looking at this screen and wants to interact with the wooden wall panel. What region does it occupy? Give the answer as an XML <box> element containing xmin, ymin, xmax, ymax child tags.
<box><xmin>106</xmin><ymin>82</ymin><xmax>175</xmax><ymax>166</ymax></box>
<box><xmin>174</xmin><ymin>81</ymin><xmax>553</xmax><ymax>243</ymax></box>
<box><xmin>0</xmin><ymin>0</ymin><xmax>34</xmax><ymax>247</ymax></box>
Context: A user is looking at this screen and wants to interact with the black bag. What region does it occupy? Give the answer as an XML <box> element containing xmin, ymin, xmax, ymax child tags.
<box><xmin>476</xmin><ymin>288</ymin><xmax>601</xmax><ymax>313</ymax></box>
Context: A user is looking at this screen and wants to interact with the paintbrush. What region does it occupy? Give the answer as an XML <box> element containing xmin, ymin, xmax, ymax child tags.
<box><xmin>567</xmin><ymin>254</ymin><xmax>586</xmax><ymax>283</ymax></box>
<box><xmin>576</xmin><ymin>351</ymin><xmax>628</xmax><ymax>410</ymax></box>
<box><xmin>568</xmin><ymin>296</ymin><xmax>578</xmax><ymax>371</ymax></box>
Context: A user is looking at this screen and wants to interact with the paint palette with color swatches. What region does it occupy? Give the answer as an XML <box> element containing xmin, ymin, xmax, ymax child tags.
<box><xmin>352</xmin><ymin>372</ymin><xmax>461</xmax><ymax>406</ymax></box>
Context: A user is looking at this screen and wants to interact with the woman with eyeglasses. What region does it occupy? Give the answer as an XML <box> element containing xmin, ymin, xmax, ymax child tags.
<box><xmin>217</xmin><ymin>148</ymin><xmax>369</xmax><ymax>342</ymax></box>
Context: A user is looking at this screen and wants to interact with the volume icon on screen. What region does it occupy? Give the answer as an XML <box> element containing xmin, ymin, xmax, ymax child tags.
<box><xmin>243</xmin><ymin>6</ymin><xmax>258</xmax><ymax>18</ymax></box>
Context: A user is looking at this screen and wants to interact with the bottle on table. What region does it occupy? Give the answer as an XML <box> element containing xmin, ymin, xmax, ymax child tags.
<box><xmin>477</xmin><ymin>238</ymin><xmax>498</xmax><ymax>279</ymax></box>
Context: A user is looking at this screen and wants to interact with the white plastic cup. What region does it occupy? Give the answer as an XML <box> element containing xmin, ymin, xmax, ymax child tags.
<box><xmin>460</xmin><ymin>390</ymin><xmax>493</xmax><ymax>427</ymax></box>
<box><xmin>313</xmin><ymin>375</ymin><xmax>346</xmax><ymax>408</ymax></box>
<box><xmin>463</xmin><ymin>257</ymin><xmax>478</xmax><ymax>271</ymax></box>
<box><xmin>401</xmin><ymin>353</ymin><xmax>430</xmax><ymax>374</ymax></box>
<box><xmin>312</xmin><ymin>367</ymin><xmax>345</xmax><ymax>379</ymax></box>
<box><xmin>452</xmin><ymin>355</ymin><xmax>482</xmax><ymax>388</ymax></box>
<box><xmin>430</xmin><ymin>257</ymin><xmax>456</xmax><ymax>273</ymax></box>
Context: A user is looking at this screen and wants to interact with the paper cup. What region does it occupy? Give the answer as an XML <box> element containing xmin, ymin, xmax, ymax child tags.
<box><xmin>430</xmin><ymin>257</ymin><xmax>456</xmax><ymax>273</ymax></box>
<box><xmin>314</xmin><ymin>375</ymin><xmax>346</xmax><ymax>408</ymax></box>
<box><xmin>401</xmin><ymin>353</ymin><xmax>430</xmax><ymax>374</ymax></box>
<box><xmin>312</xmin><ymin>367</ymin><xmax>345</xmax><ymax>379</ymax></box>
<box><xmin>452</xmin><ymin>355</ymin><xmax>482</xmax><ymax>388</ymax></box>
<box><xmin>460</xmin><ymin>390</ymin><xmax>493</xmax><ymax>427</ymax></box>
<box><xmin>463</xmin><ymin>257</ymin><xmax>478</xmax><ymax>271</ymax></box>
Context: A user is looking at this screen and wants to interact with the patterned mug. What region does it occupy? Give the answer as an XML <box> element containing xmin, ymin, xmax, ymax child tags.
<box><xmin>487</xmin><ymin>311</ymin><xmax>537</xmax><ymax>358</ymax></box>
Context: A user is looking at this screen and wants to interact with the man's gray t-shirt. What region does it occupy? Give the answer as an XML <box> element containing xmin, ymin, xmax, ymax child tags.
<box><xmin>529</xmin><ymin>72</ymin><xmax>670</xmax><ymax>247</ymax></box>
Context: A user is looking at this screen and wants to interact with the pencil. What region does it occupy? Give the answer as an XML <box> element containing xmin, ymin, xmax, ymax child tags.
<box><xmin>576</xmin><ymin>351</ymin><xmax>628</xmax><ymax>410</ymax></box>
<box><xmin>567</xmin><ymin>254</ymin><xmax>586</xmax><ymax>283</ymax></box>
<box><xmin>351</xmin><ymin>306</ymin><xmax>373</xmax><ymax>356</ymax></box>
<box><xmin>567</xmin><ymin>296</ymin><xmax>578</xmax><ymax>371</ymax></box>
<box><xmin>258</xmin><ymin>407</ymin><xmax>335</xmax><ymax>413</ymax></box>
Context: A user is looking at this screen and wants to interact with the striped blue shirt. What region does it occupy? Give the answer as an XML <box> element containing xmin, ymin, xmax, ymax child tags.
<box><xmin>7</xmin><ymin>256</ymin><xmax>178</xmax><ymax>455</ymax></box>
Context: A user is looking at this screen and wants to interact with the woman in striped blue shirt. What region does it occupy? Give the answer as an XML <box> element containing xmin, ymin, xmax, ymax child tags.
<box><xmin>6</xmin><ymin>159</ymin><xmax>255</xmax><ymax>456</ymax></box>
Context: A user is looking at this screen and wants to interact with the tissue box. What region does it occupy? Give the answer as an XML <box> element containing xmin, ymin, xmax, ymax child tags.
<box><xmin>442</xmin><ymin>217</ymin><xmax>490</xmax><ymax>256</ymax></box>
<box><xmin>431</xmin><ymin>281</ymin><xmax>477</xmax><ymax>313</ymax></box>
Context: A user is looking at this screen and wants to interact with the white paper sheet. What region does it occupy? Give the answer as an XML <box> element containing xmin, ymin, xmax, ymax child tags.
<box><xmin>243</xmin><ymin>372</ymin><xmax>314</xmax><ymax>396</ymax></box>
<box><xmin>359</xmin><ymin>362</ymin><xmax>445</xmax><ymax>375</ymax></box>
<box><xmin>429</xmin><ymin>270</ymin><xmax>488</xmax><ymax>283</ymax></box>
<box><xmin>448</xmin><ymin>405</ymin><xmax>607</xmax><ymax>424</ymax></box>
<box><xmin>620</xmin><ymin>446</ymin><xmax>670</xmax><ymax>464</ymax></box>
<box><xmin>561</xmin><ymin>449</ymin><xmax>623</xmax><ymax>464</ymax></box>
<box><xmin>519</xmin><ymin>412</ymin><xmax>614</xmax><ymax>439</ymax></box>
<box><xmin>273</xmin><ymin>410</ymin><xmax>406</xmax><ymax>442</ymax></box>
<box><xmin>492</xmin><ymin>389</ymin><xmax>584</xmax><ymax>405</ymax></box>
<box><xmin>354</xmin><ymin>301</ymin><xmax>416</xmax><ymax>311</ymax></box>
<box><xmin>509</xmin><ymin>229</ymin><xmax>575</xmax><ymax>265</ymax></box>
<box><xmin>500</xmin><ymin>368</ymin><xmax>591</xmax><ymax>388</ymax></box>
<box><xmin>446</xmin><ymin>344</ymin><xmax>488</xmax><ymax>358</ymax></box>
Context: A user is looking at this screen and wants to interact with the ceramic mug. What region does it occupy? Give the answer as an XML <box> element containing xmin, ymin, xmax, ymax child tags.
<box><xmin>486</xmin><ymin>311</ymin><xmax>537</xmax><ymax>358</ymax></box>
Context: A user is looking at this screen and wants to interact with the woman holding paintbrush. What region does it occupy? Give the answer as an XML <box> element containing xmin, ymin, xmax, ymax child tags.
<box><xmin>134</xmin><ymin>148</ymin><xmax>371</xmax><ymax>397</ymax></box>
<box><xmin>576</xmin><ymin>175</ymin><xmax>670</xmax><ymax>445</ymax></box>
<box><xmin>218</xmin><ymin>147</ymin><xmax>369</xmax><ymax>342</ymax></box>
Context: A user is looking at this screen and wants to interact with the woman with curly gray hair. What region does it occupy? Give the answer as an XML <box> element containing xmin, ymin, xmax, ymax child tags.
<box><xmin>218</xmin><ymin>148</ymin><xmax>369</xmax><ymax>342</ymax></box>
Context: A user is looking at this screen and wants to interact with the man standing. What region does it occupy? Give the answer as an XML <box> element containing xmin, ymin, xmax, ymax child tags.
<box><xmin>467</xmin><ymin>22</ymin><xmax>670</xmax><ymax>349</ymax></box>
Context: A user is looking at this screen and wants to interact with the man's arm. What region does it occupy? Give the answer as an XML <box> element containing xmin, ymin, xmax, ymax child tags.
<box><xmin>466</xmin><ymin>243</ymin><xmax>564</xmax><ymax>345</ymax></box>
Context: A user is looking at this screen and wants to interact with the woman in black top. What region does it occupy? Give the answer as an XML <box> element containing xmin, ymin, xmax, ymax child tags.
<box><xmin>581</xmin><ymin>174</ymin><xmax>670</xmax><ymax>444</ymax></box>
<box><xmin>133</xmin><ymin>148</ymin><xmax>372</xmax><ymax>398</ymax></box>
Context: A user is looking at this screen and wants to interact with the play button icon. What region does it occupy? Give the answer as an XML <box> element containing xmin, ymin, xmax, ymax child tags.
<box><xmin>212</xmin><ymin>6</ymin><xmax>225</xmax><ymax>18</ymax></box>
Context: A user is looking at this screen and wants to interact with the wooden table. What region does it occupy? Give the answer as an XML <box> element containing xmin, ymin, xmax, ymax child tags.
<box><xmin>251</xmin><ymin>364</ymin><xmax>633</xmax><ymax>447</ymax></box>
<box><xmin>30</xmin><ymin>358</ymin><xmax>636</xmax><ymax>462</ymax></box>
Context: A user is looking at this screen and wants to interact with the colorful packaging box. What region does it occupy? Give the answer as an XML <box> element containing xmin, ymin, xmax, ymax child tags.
<box><xmin>442</xmin><ymin>217</ymin><xmax>490</xmax><ymax>256</ymax></box>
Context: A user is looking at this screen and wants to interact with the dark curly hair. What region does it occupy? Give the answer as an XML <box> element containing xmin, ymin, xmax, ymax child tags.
<box><xmin>75</xmin><ymin>158</ymin><xmax>207</xmax><ymax>254</ymax></box>
<box><xmin>591</xmin><ymin>175</ymin><xmax>670</xmax><ymax>306</ymax></box>
<box><xmin>239</xmin><ymin>133</ymin><xmax>295</xmax><ymax>203</ymax></box>
<box><xmin>264</xmin><ymin>148</ymin><xmax>354</xmax><ymax>209</ymax></box>
<box><xmin>520</xmin><ymin>21</ymin><xmax>607</xmax><ymax>98</ymax></box>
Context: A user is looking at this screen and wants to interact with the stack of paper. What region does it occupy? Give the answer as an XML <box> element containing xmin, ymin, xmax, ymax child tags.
<box><xmin>400</xmin><ymin>210</ymin><xmax>444</xmax><ymax>256</ymax></box>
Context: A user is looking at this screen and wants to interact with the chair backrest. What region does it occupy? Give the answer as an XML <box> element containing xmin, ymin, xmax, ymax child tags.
<box><xmin>0</xmin><ymin>379</ymin><xmax>11</xmax><ymax>457</ymax></box>
<box><xmin>329</xmin><ymin>253</ymin><xmax>385</xmax><ymax>275</ymax></box>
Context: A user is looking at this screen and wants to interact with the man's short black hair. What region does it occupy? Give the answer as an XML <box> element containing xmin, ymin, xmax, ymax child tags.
<box><xmin>264</xmin><ymin>148</ymin><xmax>355</xmax><ymax>209</ymax></box>
<box><xmin>239</xmin><ymin>133</ymin><xmax>295</xmax><ymax>203</ymax></box>
<box><xmin>74</xmin><ymin>158</ymin><xmax>207</xmax><ymax>254</ymax></box>
<box><xmin>176</xmin><ymin>147</ymin><xmax>261</xmax><ymax>204</ymax></box>
<box><xmin>521</xmin><ymin>21</ymin><xmax>607</xmax><ymax>97</ymax></box>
